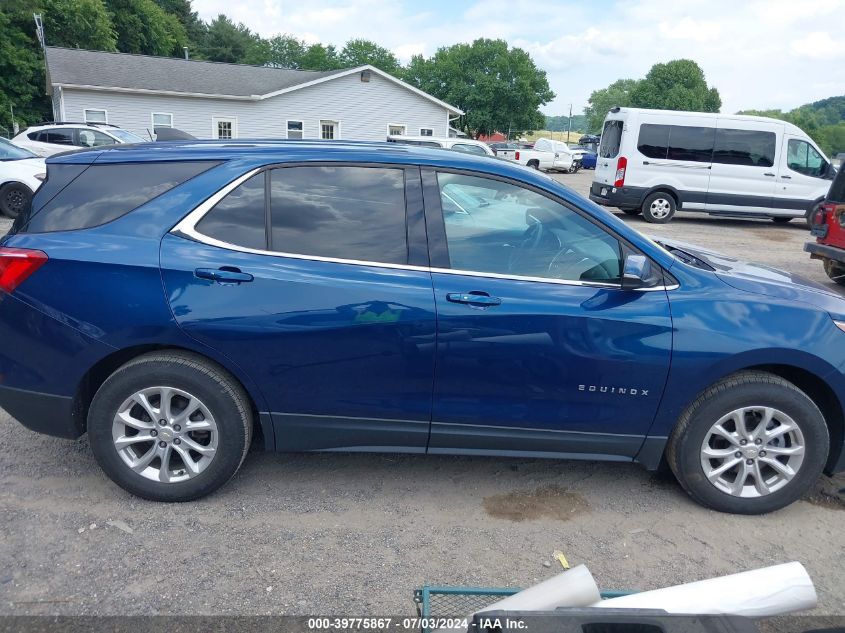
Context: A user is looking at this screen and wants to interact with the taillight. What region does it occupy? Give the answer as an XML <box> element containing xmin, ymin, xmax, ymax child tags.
<box><xmin>515</xmin><ymin>151</ymin><xmax>520</xmax><ymax>161</ymax></box>
<box><xmin>614</xmin><ymin>156</ymin><xmax>627</xmax><ymax>188</ymax></box>
<box><xmin>819</xmin><ymin>203</ymin><xmax>836</xmax><ymax>225</ymax></box>
<box><xmin>0</xmin><ymin>247</ymin><xmax>48</xmax><ymax>293</ymax></box>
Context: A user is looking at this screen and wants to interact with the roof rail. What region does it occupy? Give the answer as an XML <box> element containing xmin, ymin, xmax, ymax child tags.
<box><xmin>35</xmin><ymin>121</ymin><xmax>119</xmax><ymax>128</ymax></box>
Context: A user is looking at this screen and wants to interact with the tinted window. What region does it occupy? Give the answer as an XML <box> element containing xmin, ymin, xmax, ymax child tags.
<box><xmin>437</xmin><ymin>172</ymin><xmax>622</xmax><ymax>284</ymax></box>
<box><xmin>829</xmin><ymin>169</ymin><xmax>845</xmax><ymax>203</ymax></box>
<box><xmin>270</xmin><ymin>166</ymin><xmax>407</xmax><ymax>264</ymax></box>
<box><xmin>713</xmin><ymin>129</ymin><xmax>776</xmax><ymax>166</ymax></box>
<box><xmin>195</xmin><ymin>173</ymin><xmax>267</xmax><ymax>250</ymax></box>
<box><xmin>637</xmin><ymin>124</ymin><xmax>670</xmax><ymax>159</ymax></box>
<box><xmin>787</xmin><ymin>139</ymin><xmax>827</xmax><ymax>178</ymax></box>
<box><xmin>24</xmin><ymin>161</ymin><xmax>218</xmax><ymax>233</ymax></box>
<box><xmin>77</xmin><ymin>129</ymin><xmax>117</xmax><ymax>148</ymax></box>
<box><xmin>44</xmin><ymin>128</ymin><xmax>74</xmax><ymax>145</ymax></box>
<box><xmin>667</xmin><ymin>125</ymin><xmax>714</xmax><ymax>162</ymax></box>
<box><xmin>450</xmin><ymin>143</ymin><xmax>488</xmax><ymax>156</ymax></box>
<box><xmin>599</xmin><ymin>120</ymin><xmax>623</xmax><ymax>158</ymax></box>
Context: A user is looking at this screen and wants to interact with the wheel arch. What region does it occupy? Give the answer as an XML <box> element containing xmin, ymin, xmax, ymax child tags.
<box><xmin>642</xmin><ymin>185</ymin><xmax>682</xmax><ymax>209</ymax></box>
<box><xmin>72</xmin><ymin>344</ymin><xmax>273</xmax><ymax>450</ymax></box>
<box><xmin>639</xmin><ymin>361</ymin><xmax>844</xmax><ymax>474</ymax></box>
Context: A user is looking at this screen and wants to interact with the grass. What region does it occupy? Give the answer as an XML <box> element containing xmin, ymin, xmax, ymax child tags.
<box><xmin>523</xmin><ymin>130</ymin><xmax>584</xmax><ymax>143</ymax></box>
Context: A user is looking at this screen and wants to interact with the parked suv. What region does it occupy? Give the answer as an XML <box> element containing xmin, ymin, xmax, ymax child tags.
<box><xmin>1</xmin><ymin>140</ymin><xmax>844</xmax><ymax>512</ymax></box>
<box><xmin>805</xmin><ymin>166</ymin><xmax>845</xmax><ymax>284</ymax></box>
<box><xmin>0</xmin><ymin>138</ymin><xmax>45</xmax><ymax>218</ymax></box>
<box><xmin>11</xmin><ymin>122</ymin><xmax>146</xmax><ymax>157</ymax></box>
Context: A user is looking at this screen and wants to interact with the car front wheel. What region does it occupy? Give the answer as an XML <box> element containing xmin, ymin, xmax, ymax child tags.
<box><xmin>667</xmin><ymin>371</ymin><xmax>829</xmax><ymax>514</ymax></box>
<box><xmin>824</xmin><ymin>259</ymin><xmax>845</xmax><ymax>286</ymax></box>
<box><xmin>0</xmin><ymin>182</ymin><xmax>32</xmax><ymax>219</ymax></box>
<box><xmin>88</xmin><ymin>351</ymin><xmax>253</xmax><ymax>502</ymax></box>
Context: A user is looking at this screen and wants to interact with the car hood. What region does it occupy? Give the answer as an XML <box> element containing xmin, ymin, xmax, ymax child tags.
<box><xmin>654</xmin><ymin>236</ymin><xmax>845</xmax><ymax>316</ymax></box>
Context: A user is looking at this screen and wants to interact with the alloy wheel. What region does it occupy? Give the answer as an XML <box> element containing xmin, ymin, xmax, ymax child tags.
<box><xmin>649</xmin><ymin>198</ymin><xmax>672</xmax><ymax>219</ymax></box>
<box><xmin>700</xmin><ymin>406</ymin><xmax>805</xmax><ymax>498</ymax></box>
<box><xmin>112</xmin><ymin>386</ymin><xmax>219</xmax><ymax>483</ymax></box>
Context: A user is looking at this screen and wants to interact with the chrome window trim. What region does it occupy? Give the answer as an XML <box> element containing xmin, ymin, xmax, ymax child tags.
<box><xmin>171</xmin><ymin>166</ymin><xmax>677</xmax><ymax>292</ymax></box>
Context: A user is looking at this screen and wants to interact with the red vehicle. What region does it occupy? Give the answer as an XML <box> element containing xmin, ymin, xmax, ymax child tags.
<box><xmin>806</xmin><ymin>167</ymin><xmax>845</xmax><ymax>285</ymax></box>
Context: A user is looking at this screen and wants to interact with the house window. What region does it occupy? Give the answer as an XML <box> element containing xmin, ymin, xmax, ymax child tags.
<box><xmin>420</xmin><ymin>128</ymin><xmax>434</xmax><ymax>137</ymax></box>
<box><xmin>287</xmin><ymin>120</ymin><xmax>303</xmax><ymax>140</ymax></box>
<box><xmin>388</xmin><ymin>124</ymin><xmax>406</xmax><ymax>136</ymax></box>
<box><xmin>320</xmin><ymin>120</ymin><xmax>339</xmax><ymax>140</ymax></box>
<box><xmin>212</xmin><ymin>117</ymin><xmax>237</xmax><ymax>140</ymax></box>
<box><xmin>84</xmin><ymin>109</ymin><xmax>107</xmax><ymax>124</ymax></box>
<box><xmin>152</xmin><ymin>112</ymin><xmax>173</xmax><ymax>129</ymax></box>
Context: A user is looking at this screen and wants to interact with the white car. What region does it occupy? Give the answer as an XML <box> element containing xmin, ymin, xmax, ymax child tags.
<box><xmin>386</xmin><ymin>135</ymin><xmax>495</xmax><ymax>157</ymax></box>
<box><xmin>11</xmin><ymin>123</ymin><xmax>146</xmax><ymax>157</ymax></box>
<box><xmin>0</xmin><ymin>138</ymin><xmax>45</xmax><ymax>219</ymax></box>
<box><xmin>497</xmin><ymin>137</ymin><xmax>584</xmax><ymax>172</ymax></box>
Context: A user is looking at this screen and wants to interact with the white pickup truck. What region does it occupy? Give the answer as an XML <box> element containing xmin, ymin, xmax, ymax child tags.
<box><xmin>497</xmin><ymin>137</ymin><xmax>585</xmax><ymax>173</ymax></box>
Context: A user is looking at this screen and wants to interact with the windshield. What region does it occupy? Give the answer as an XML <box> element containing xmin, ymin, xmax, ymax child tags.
<box><xmin>0</xmin><ymin>138</ymin><xmax>37</xmax><ymax>160</ymax></box>
<box><xmin>109</xmin><ymin>129</ymin><xmax>146</xmax><ymax>144</ymax></box>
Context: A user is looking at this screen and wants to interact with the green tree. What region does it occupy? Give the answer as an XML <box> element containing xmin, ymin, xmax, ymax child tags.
<box><xmin>251</xmin><ymin>34</ymin><xmax>307</xmax><ymax>68</ymax></box>
<box><xmin>339</xmin><ymin>39</ymin><xmax>400</xmax><ymax>74</ymax></box>
<box><xmin>629</xmin><ymin>59</ymin><xmax>721</xmax><ymax>112</ymax></box>
<box><xmin>151</xmin><ymin>0</ymin><xmax>204</xmax><ymax>53</ymax></box>
<box><xmin>299</xmin><ymin>42</ymin><xmax>342</xmax><ymax>70</ymax></box>
<box><xmin>105</xmin><ymin>0</ymin><xmax>186</xmax><ymax>57</ymax></box>
<box><xmin>198</xmin><ymin>14</ymin><xmax>260</xmax><ymax>63</ymax></box>
<box><xmin>0</xmin><ymin>1</ymin><xmax>51</xmax><ymax>132</ymax></box>
<box><xmin>404</xmin><ymin>39</ymin><xmax>554</xmax><ymax>138</ymax></box>
<box><xmin>583</xmin><ymin>78</ymin><xmax>638</xmax><ymax>132</ymax></box>
<box><xmin>42</xmin><ymin>0</ymin><xmax>117</xmax><ymax>50</ymax></box>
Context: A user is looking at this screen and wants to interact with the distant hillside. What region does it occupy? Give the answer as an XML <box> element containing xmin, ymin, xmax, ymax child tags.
<box><xmin>739</xmin><ymin>95</ymin><xmax>845</xmax><ymax>155</ymax></box>
<box><xmin>545</xmin><ymin>114</ymin><xmax>588</xmax><ymax>134</ymax></box>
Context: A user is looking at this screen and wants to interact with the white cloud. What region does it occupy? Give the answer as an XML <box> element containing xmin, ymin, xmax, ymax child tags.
<box><xmin>191</xmin><ymin>0</ymin><xmax>845</xmax><ymax>116</ymax></box>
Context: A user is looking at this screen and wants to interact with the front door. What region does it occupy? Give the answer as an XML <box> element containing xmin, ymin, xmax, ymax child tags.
<box><xmin>775</xmin><ymin>135</ymin><xmax>830</xmax><ymax>214</ymax></box>
<box><xmin>423</xmin><ymin>170</ymin><xmax>673</xmax><ymax>459</ymax></box>
<box><xmin>161</xmin><ymin>164</ymin><xmax>436</xmax><ymax>452</ymax></box>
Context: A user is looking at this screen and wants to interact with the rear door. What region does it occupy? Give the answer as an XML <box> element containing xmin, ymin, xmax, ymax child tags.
<box><xmin>423</xmin><ymin>169</ymin><xmax>672</xmax><ymax>458</ymax></box>
<box><xmin>775</xmin><ymin>135</ymin><xmax>831</xmax><ymax>214</ymax></box>
<box><xmin>706</xmin><ymin>121</ymin><xmax>777</xmax><ymax>214</ymax></box>
<box><xmin>593</xmin><ymin>117</ymin><xmax>625</xmax><ymax>187</ymax></box>
<box><xmin>161</xmin><ymin>163</ymin><xmax>437</xmax><ymax>452</ymax></box>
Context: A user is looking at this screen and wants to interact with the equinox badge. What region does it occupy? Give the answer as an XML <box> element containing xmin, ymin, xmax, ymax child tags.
<box><xmin>579</xmin><ymin>385</ymin><xmax>649</xmax><ymax>396</ymax></box>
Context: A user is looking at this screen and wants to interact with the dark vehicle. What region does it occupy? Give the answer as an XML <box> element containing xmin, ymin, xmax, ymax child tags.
<box><xmin>571</xmin><ymin>145</ymin><xmax>598</xmax><ymax>169</ymax></box>
<box><xmin>1</xmin><ymin>140</ymin><xmax>844</xmax><ymax>513</ymax></box>
<box><xmin>806</xmin><ymin>166</ymin><xmax>845</xmax><ymax>284</ymax></box>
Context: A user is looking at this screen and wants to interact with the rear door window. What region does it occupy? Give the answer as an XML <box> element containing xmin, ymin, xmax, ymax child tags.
<box><xmin>195</xmin><ymin>173</ymin><xmax>267</xmax><ymax>250</ymax></box>
<box><xmin>44</xmin><ymin>128</ymin><xmax>75</xmax><ymax>146</ymax></box>
<box><xmin>450</xmin><ymin>143</ymin><xmax>488</xmax><ymax>156</ymax></box>
<box><xmin>269</xmin><ymin>166</ymin><xmax>408</xmax><ymax>265</ymax></box>
<box><xmin>713</xmin><ymin>129</ymin><xmax>776</xmax><ymax>166</ymax></box>
<box><xmin>598</xmin><ymin>120</ymin><xmax>623</xmax><ymax>158</ymax></box>
<box><xmin>23</xmin><ymin>161</ymin><xmax>218</xmax><ymax>233</ymax></box>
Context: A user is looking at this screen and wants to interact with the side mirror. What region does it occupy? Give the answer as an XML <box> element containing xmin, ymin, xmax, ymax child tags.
<box><xmin>622</xmin><ymin>254</ymin><xmax>651</xmax><ymax>290</ymax></box>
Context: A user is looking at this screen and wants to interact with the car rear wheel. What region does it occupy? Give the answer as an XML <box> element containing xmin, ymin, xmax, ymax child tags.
<box><xmin>771</xmin><ymin>217</ymin><xmax>792</xmax><ymax>224</ymax></box>
<box><xmin>823</xmin><ymin>259</ymin><xmax>845</xmax><ymax>286</ymax></box>
<box><xmin>88</xmin><ymin>351</ymin><xmax>253</xmax><ymax>502</ymax></box>
<box><xmin>641</xmin><ymin>192</ymin><xmax>676</xmax><ymax>223</ymax></box>
<box><xmin>0</xmin><ymin>182</ymin><xmax>32</xmax><ymax>219</ymax></box>
<box><xmin>667</xmin><ymin>371</ymin><xmax>828</xmax><ymax>514</ymax></box>
<box><xmin>527</xmin><ymin>160</ymin><xmax>540</xmax><ymax>170</ymax></box>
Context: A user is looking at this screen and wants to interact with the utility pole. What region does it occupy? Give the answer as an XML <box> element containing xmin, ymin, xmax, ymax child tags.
<box><xmin>567</xmin><ymin>103</ymin><xmax>573</xmax><ymax>143</ymax></box>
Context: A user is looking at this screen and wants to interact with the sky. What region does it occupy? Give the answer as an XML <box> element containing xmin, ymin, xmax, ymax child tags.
<box><xmin>192</xmin><ymin>0</ymin><xmax>845</xmax><ymax>117</ymax></box>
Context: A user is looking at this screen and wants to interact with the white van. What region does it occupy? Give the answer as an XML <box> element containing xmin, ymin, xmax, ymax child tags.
<box><xmin>589</xmin><ymin>107</ymin><xmax>835</xmax><ymax>224</ymax></box>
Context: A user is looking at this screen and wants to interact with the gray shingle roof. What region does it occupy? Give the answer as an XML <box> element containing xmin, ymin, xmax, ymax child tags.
<box><xmin>45</xmin><ymin>47</ymin><xmax>347</xmax><ymax>98</ymax></box>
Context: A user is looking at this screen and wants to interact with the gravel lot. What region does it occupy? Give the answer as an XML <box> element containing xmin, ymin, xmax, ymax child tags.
<box><xmin>0</xmin><ymin>173</ymin><xmax>843</xmax><ymax>618</ymax></box>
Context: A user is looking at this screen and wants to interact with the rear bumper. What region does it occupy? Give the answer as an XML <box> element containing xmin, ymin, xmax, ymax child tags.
<box><xmin>0</xmin><ymin>384</ymin><xmax>82</xmax><ymax>439</ymax></box>
<box><xmin>804</xmin><ymin>241</ymin><xmax>845</xmax><ymax>265</ymax></box>
<box><xmin>589</xmin><ymin>182</ymin><xmax>646</xmax><ymax>210</ymax></box>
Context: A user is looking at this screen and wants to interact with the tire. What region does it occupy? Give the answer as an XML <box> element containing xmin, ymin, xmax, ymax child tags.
<box><xmin>621</xmin><ymin>209</ymin><xmax>642</xmax><ymax>216</ymax></box>
<box><xmin>641</xmin><ymin>192</ymin><xmax>676</xmax><ymax>223</ymax></box>
<box><xmin>88</xmin><ymin>351</ymin><xmax>253</xmax><ymax>502</ymax></box>
<box><xmin>0</xmin><ymin>182</ymin><xmax>32</xmax><ymax>219</ymax></box>
<box><xmin>824</xmin><ymin>259</ymin><xmax>845</xmax><ymax>286</ymax></box>
<box><xmin>771</xmin><ymin>217</ymin><xmax>792</xmax><ymax>224</ymax></box>
<box><xmin>666</xmin><ymin>371</ymin><xmax>829</xmax><ymax>514</ymax></box>
<box><xmin>527</xmin><ymin>160</ymin><xmax>540</xmax><ymax>170</ymax></box>
<box><xmin>806</xmin><ymin>202</ymin><xmax>822</xmax><ymax>228</ymax></box>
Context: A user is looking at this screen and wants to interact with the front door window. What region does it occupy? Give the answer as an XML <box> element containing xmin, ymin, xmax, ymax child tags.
<box><xmin>787</xmin><ymin>139</ymin><xmax>826</xmax><ymax>178</ymax></box>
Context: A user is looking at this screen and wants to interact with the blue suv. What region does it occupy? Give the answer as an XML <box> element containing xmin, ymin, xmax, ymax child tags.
<box><xmin>1</xmin><ymin>141</ymin><xmax>844</xmax><ymax>513</ymax></box>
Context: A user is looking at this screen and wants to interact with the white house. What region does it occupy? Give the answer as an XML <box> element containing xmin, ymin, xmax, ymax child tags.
<box><xmin>44</xmin><ymin>47</ymin><xmax>463</xmax><ymax>142</ymax></box>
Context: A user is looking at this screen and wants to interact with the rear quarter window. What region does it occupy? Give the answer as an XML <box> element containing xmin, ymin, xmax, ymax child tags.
<box><xmin>829</xmin><ymin>169</ymin><xmax>845</xmax><ymax>203</ymax></box>
<box><xmin>21</xmin><ymin>161</ymin><xmax>219</xmax><ymax>233</ymax></box>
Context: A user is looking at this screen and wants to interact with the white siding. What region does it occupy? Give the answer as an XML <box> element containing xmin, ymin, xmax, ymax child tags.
<box><xmin>59</xmin><ymin>72</ymin><xmax>450</xmax><ymax>141</ymax></box>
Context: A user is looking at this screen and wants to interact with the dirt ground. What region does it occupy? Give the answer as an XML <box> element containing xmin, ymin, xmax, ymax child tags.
<box><xmin>0</xmin><ymin>173</ymin><xmax>843</xmax><ymax>618</ymax></box>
